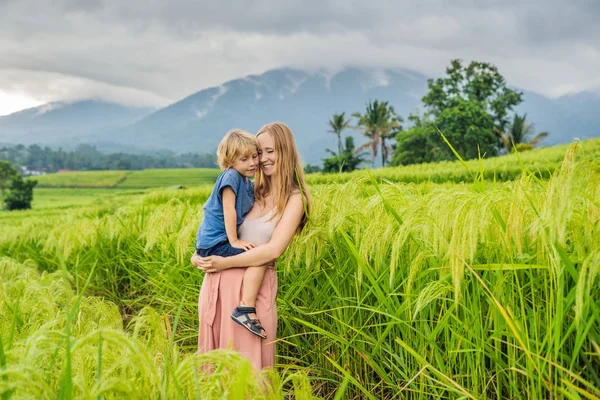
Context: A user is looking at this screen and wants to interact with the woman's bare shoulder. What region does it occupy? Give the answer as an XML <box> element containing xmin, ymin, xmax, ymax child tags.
<box><xmin>291</xmin><ymin>187</ymin><xmax>311</xmax><ymax>197</ymax></box>
<box><xmin>288</xmin><ymin>191</ymin><xmax>303</xmax><ymax>202</ymax></box>
<box><xmin>286</xmin><ymin>191</ymin><xmax>302</xmax><ymax>208</ymax></box>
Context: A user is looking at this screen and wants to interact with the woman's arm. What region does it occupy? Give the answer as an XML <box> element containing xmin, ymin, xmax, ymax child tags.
<box><xmin>197</xmin><ymin>193</ymin><xmax>305</xmax><ymax>270</ymax></box>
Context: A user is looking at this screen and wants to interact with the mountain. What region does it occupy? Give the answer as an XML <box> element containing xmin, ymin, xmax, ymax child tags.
<box><xmin>118</xmin><ymin>68</ymin><xmax>429</xmax><ymax>164</ymax></box>
<box><xmin>0</xmin><ymin>100</ymin><xmax>154</xmax><ymax>148</ymax></box>
<box><xmin>0</xmin><ymin>68</ymin><xmax>598</xmax><ymax>164</ymax></box>
<box><xmin>515</xmin><ymin>90</ymin><xmax>600</xmax><ymax>145</ymax></box>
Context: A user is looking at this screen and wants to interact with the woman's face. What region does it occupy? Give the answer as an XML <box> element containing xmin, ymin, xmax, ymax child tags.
<box><xmin>258</xmin><ymin>133</ymin><xmax>277</xmax><ymax>176</ymax></box>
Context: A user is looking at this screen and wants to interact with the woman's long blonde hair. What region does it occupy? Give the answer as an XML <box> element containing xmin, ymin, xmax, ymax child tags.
<box><xmin>254</xmin><ymin>122</ymin><xmax>311</xmax><ymax>231</ymax></box>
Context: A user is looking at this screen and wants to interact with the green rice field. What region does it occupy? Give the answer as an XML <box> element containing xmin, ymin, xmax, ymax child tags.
<box><xmin>33</xmin><ymin>168</ymin><xmax>221</xmax><ymax>189</ymax></box>
<box><xmin>115</xmin><ymin>168</ymin><xmax>221</xmax><ymax>189</ymax></box>
<box><xmin>1</xmin><ymin>140</ymin><xmax>599</xmax><ymax>399</ymax></box>
<box><xmin>307</xmin><ymin>137</ymin><xmax>600</xmax><ymax>185</ymax></box>
<box><xmin>31</xmin><ymin>188</ymin><xmax>147</xmax><ymax>210</ymax></box>
<box><xmin>31</xmin><ymin>170</ymin><xmax>131</xmax><ymax>188</ymax></box>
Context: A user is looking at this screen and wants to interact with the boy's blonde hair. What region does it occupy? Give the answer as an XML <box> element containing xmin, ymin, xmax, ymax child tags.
<box><xmin>216</xmin><ymin>129</ymin><xmax>258</xmax><ymax>170</ymax></box>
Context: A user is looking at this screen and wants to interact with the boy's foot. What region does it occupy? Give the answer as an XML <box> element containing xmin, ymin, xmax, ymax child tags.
<box><xmin>231</xmin><ymin>306</ymin><xmax>267</xmax><ymax>339</ymax></box>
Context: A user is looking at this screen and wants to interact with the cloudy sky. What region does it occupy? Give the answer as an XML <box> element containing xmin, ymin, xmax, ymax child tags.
<box><xmin>1</xmin><ymin>0</ymin><xmax>599</xmax><ymax>116</ymax></box>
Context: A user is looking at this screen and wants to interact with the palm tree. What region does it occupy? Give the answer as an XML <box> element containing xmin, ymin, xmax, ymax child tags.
<box><xmin>379</xmin><ymin>106</ymin><xmax>403</xmax><ymax>167</ymax></box>
<box><xmin>353</xmin><ymin>101</ymin><xmax>381</xmax><ymax>168</ymax></box>
<box><xmin>353</xmin><ymin>100</ymin><xmax>400</xmax><ymax>167</ymax></box>
<box><xmin>328</xmin><ymin>112</ymin><xmax>352</xmax><ymax>156</ymax></box>
<box><xmin>495</xmin><ymin>113</ymin><xmax>549</xmax><ymax>153</ymax></box>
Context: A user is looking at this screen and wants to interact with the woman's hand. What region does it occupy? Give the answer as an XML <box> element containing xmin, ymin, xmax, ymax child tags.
<box><xmin>191</xmin><ymin>252</ymin><xmax>228</xmax><ymax>273</ymax></box>
<box><xmin>190</xmin><ymin>252</ymin><xmax>202</xmax><ymax>268</ymax></box>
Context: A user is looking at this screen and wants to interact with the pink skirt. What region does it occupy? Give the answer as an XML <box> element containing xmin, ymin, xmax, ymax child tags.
<box><xmin>198</xmin><ymin>267</ymin><xmax>278</xmax><ymax>370</ymax></box>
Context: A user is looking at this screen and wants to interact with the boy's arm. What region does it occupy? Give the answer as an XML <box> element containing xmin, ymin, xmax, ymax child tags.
<box><xmin>222</xmin><ymin>187</ymin><xmax>255</xmax><ymax>251</ymax></box>
<box><xmin>222</xmin><ymin>187</ymin><xmax>239</xmax><ymax>244</ymax></box>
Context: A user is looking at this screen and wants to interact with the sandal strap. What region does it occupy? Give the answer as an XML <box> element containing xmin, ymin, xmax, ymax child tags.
<box><xmin>235</xmin><ymin>306</ymin><xmax>257</xmax><ymax>313</ymax></box>
<box><xmin>249</xmin><ymin>319</ymin><xmax>264</xmax><ymax>329</ymax></box>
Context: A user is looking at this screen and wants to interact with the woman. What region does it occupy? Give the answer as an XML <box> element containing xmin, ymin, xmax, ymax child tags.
<box><xmin>191</xmin><ymin>122</ymin><xmax>310</xmax><ymax>370</ymax></box>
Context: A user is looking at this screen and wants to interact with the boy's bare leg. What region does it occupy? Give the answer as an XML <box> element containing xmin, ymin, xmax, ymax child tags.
<box><xmin>240</xmin><ymin>265</ymin><xmax>268</xmax><ymax>320</ymax></box>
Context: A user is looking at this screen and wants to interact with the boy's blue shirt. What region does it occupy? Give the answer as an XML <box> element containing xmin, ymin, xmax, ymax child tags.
<box><xmin>196</xmin><ymin>168</ymin><xmax>254</xmax><ymax>250</ymax></box>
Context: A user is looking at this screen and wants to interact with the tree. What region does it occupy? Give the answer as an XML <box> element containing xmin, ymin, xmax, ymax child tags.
<box><xmin>353</xmin><ymin>100</ymin><xmax>401</xmax><ymax>167</ymax></box>
<box><xmin>435</xmin><ymin>99</ymin><xmax>498</xmax><ymax>160</ymax></box>
<box><xmin>0</xmin><ymin>144</ymin><xmax>219</xmax><ymax>171</ymax></box>
<box><xmin>328</xmin><ymin>112</ymin><xmax>352</xmax><ymax>157</ymax></box>
<box><xmin>322</xmin><ymin>136</ymin><xmax>366</xmax><ymax>173</ymax></box>
<box><xmin>379</xmin><ymin>109</ymin><xmax>403</xmax><ymax>167</ymax></box>
<box><xmin>391</xmin><ymin>113</ymin><xmax>440</xmax><ymax>165</ymax></box>
<box><xmin>495</xmin><ymin>113</ymin><xmax>550</xmax><ymax>153</ymax></box>
<box><xmin>422</xmin><ymin>59</ymin><xmax>523</xmax><ymax>132</ymax></box>
<box><xmin>3</xmin><ymin>174</ymin><xmax>37</xmax><ymax>210</ymax></box>
<box><xmin>0</xmin><ymin>160</ymin><xmax>19</xmax><ymax>199</ymax></box>
<box><xmin>304</xmin><ymin>164</ymin><xmax>322</xmax><ymax>174</ymax></box>
<box><xmin>417</xmin><ymin>59</ymin><xmax>522</xmax><ymax>160</ymax></box>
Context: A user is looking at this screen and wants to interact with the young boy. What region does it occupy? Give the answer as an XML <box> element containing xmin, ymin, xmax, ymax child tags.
<box><xmin>195</xmin><ymin>129</ymin><xmax>267</xmax><ymax>339</ymax></box>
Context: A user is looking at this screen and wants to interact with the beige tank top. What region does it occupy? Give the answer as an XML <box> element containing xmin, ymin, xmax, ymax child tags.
<box><xmin>238</xmin><ymin>209</ymin><xmax>276</xmax><ymax>246</ymax></box>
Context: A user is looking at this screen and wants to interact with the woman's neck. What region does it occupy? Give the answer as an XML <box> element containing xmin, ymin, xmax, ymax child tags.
<box><xmin>269</xmin><ymin>182</ymin><xmax>280</xmax><ymax>197</ymax></box>
<box><xmin>266</xmin><ymin>186</ymin><xmax>279</xmax><ymax>209</ymax></box>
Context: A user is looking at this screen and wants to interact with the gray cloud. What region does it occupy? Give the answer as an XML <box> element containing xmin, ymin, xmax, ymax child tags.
<box><xmin>0</xmin><ymin>0</ymin><xmax>598</xmax><ymax>110</ymax></box>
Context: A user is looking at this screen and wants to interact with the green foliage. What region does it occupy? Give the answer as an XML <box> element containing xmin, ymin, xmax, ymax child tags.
<box><xmin>304</xmin><ymin>164</ymin><xmax>322</xmax><ymax>174</ymax></box>
<box><xmin>0</xmin><ymin>160</ymin><xmax>18</xmax><ymax>198</ymax></box>
<box><xmin>0</xmin><ymin>143</ymin><xmax>217</xmax><ymax>173</ymax></box>
<box><xmin>3</xmin><ymin>174</ymin><xmax>37</xmax><ymax>210</ymax></box>
<box><xmin>435</xmin><ymin>99</ymin><xmax>498</xmax><ymax>159</ymax></box>
<box><xmin>322</xmin><ymin>136</ymin><xmax>365</xmax><ymax>173</ymax></box>
<box><xmin>391</xmin><ymin>113</ymin><xmax>439</xmax><ymax>166</ymax></box>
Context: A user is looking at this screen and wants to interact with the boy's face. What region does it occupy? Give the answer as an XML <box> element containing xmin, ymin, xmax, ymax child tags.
<box><xmin>231</xmin><ymin>149</ymin><xmax>259</xmax><ymax>178</ymax></box>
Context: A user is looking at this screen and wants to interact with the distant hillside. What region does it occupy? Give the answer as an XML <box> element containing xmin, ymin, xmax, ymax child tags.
<box><xmin>1</xmin><ymin>68</ymin><xmax>598</xmax><ymax>164</ymax></box>
<box><xmin>0</xmin><ymin>100</ymin><xmax>153</xmax><ymax>149</ymax></box>
<box><xmin>514</xmin><ymin>90</ymin><xmax>600</xmax><ymax>146</ymax></box>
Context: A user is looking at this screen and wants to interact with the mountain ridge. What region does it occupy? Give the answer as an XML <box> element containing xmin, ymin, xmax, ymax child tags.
<box><xmin>1</xmin><ymin>67</ymin><xmax>598</xmax><ymax>164</ymax></box>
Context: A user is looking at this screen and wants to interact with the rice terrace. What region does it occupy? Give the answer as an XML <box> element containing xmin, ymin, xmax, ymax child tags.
<box><xmin>0</xmin><ymin>138</ymin><xmax>598</xmax><ymax>399</ymax></box>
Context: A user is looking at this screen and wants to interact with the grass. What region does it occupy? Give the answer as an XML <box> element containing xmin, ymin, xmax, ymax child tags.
<box><xmin>1</xmin><ymin>140</ymin><xmax>599</xmax><ymax>398</ymax></box>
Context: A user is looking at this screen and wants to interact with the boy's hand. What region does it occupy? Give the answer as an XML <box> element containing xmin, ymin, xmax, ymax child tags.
<box><xmin>231</xmin><ymin>239</ymin><xmax>256</xmax><ymax>251</ymax></box>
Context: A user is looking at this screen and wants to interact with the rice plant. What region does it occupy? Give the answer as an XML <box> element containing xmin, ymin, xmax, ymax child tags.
<box><xmin>1</xmin><ymin>140</ymin><xmax>598</xmax><ymax>398</ymax></box>
<box><xmin>0</xmin><ymin>258</ymin><xmax>317</xmax><ymax>399</ymax></box>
